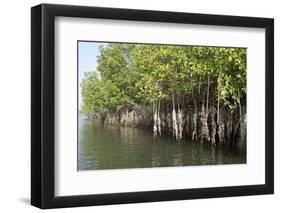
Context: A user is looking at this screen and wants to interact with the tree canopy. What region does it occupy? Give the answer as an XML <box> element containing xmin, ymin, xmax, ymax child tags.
<box><xmin>81</xmin><ymin>43</ymin><xmax>246</xmax><ymax>114</ymax></box>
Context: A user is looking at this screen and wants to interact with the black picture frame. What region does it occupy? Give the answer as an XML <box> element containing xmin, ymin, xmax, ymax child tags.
<box><xmin>31</xmin><ymin>3</ymin><xmax>274</xmax><ymax>209</ymax></box>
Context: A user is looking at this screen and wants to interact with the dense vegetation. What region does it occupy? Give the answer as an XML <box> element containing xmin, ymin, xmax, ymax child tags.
<box><xmin>81</xmin><ymin>43</ymin><xmax>246</xmax><ymax>150</ymax></box>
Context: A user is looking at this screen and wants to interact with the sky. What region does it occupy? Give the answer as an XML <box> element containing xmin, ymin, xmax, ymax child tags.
<box><xmin>78</xmin><ymin>41</ymin><xmax>106</xmax><ymax>109</ymax></box>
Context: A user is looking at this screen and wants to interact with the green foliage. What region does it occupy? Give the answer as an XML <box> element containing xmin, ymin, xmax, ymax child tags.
<box><xmin>81</xmin><ymin>71</ymin><xmax>130</xmax><ymax>113</ymax></box>
<box><xmin>215</xmin><ymin>48</ymin><xmax>247</xmax><ymax>109</ymax></box>
<box><xmin>81</xmin><ymin>43</ymin><xmax>246</xmax><ymax>114</ymax></box>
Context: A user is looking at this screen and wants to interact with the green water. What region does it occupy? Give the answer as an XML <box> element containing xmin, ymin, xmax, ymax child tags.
<box><xmin>78</xmin><ymin>116</ymin><xmax>246</xmax><ymax>170</ymax></box>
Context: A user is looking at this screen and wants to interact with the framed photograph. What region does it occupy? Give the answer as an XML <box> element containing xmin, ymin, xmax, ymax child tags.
<box><xmin>31</xmin><ymin>3</ymin><xmax>274</xmax><ymax>209</ymax></box>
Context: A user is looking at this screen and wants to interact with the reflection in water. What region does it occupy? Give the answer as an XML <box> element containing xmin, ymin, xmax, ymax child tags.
<box><xmin>78</xmin><ymin>116</ymin><xmax>246</xmax><ymax>171</ymax></box>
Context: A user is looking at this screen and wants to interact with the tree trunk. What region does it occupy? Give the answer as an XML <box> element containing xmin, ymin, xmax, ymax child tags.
<box><xmin>177</xmin><ymin>100</ymin><xmax>183</xmax><ymax>140</ymax></box>
<box><xmin>186</xmin><ymin>110</ymin><xmax>190</xmax><ymax>138</ymax></box>
<box><xmin>217</xmin><ymin>79</ymin><xmax>224</xmax><ymax>143</ymax></box>
<box><xmin>153</xmin><ymin>100</ymin><xmax>157</xmax><ymax>138</ymax></box>
<box><xmin>217</xmin><ymin>104</ymin><xmax>225</xmax><ymax>143</ymax></box>
<box><xmin>210</xmin><ymin>106</ymin><xmax>217</xmax><ymax>145</ymax></box>
<box><xmin>238</xmin><ymin>99</ymin><xmax>242</xmax><ymax>148</ymax></box>
<box><xmin>172</xmin><ymin>95</ymin><xmax>178</xmax><ymax>140</ymax></box>
<box><xmin>191</xmin><ymin>88</ymin><xmax>198</xmax><ymax>141</ymax></box>
<box><xmin>157</xmin><ymin>100</ymin><xmax>161</xmax><ymax>136</ymax></box>
<box><xmin>206</xmin><ymin>75</ymin><xmax>210</xmax><ymax>114</ymax></box>
<box><xmin>238</xmin><ymin>95</ymin><xmax>246</xmax><ymax>150</ymax></box>
<box><xmin>200</xmin><ymin>102</ymin><xmax>210</xmax><ymax>143</ymax></box>
<box><xmin>205</xmin><ymin>75</ymin><xmax>211</xmax><ymax>143</ymax></box>
<box><xmin>198</xmin><ymin>76</ymin><xmax>201</xmax><ymax>94</ymax></box>
<box><xmin>217</xmin><ymin>91</ymin><xmax>220</xmax><ymax>124</ymax></box>
<box><xmin>226</xmin><ymin>111</ymin><xmax>233</xmax><ymax>146</ymax></box>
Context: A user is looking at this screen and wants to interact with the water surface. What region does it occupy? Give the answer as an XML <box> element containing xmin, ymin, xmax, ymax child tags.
<box><xmin>78</xmin><ymin>116</ymin><xmax>246</xmax><ymax>170</ymax></box>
